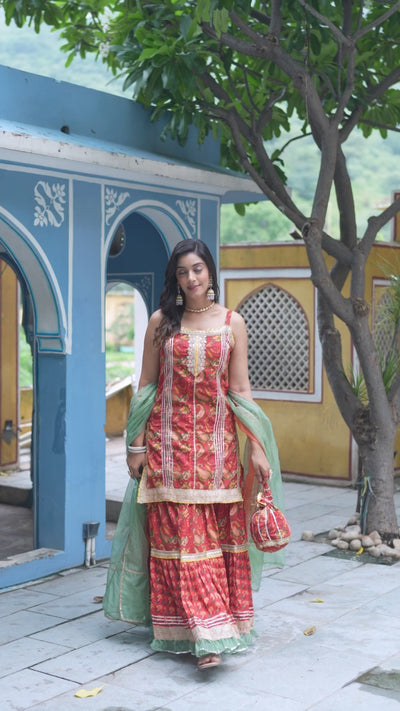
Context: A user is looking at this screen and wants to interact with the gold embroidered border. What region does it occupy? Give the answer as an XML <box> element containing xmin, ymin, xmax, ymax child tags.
<box><xmin>137</xmin><ymin>471</ymin><xmax>243</xmax><ymax>504</ymax></box>
<box><xmin>151</xmin><ymin>547</ymin><xmax>223</xmax><ymax>562</ymax></box>
<box><xmin>152</xmin><ymin>619</ymin><xmax>253</xmax><ymax>642</ymax></box>
<box><xmin>220</xmin><ymin>543</ymin><xmax>248</xmax><ymax>554</ymax></box>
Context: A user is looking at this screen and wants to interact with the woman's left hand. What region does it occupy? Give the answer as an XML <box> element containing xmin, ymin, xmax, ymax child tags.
<box><xmin>249</xmin><ymin>440</ymin><xmax>272</xmax><ymax>486</ymax></box>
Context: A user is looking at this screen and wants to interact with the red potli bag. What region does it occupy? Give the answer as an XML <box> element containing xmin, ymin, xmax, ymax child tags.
<box><xmin>250</xmin><ymin>489</ymin><xmax>291</xmax><ymax>553</ymax></box>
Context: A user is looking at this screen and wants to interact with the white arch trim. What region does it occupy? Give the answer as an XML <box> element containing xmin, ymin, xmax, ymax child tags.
<box><xmin>0</xmin><ymin>210</ymin><xmax>68</xmax><ymax>353</ymax></box>
<box><xmin>104</xmin><ymin>199</ymin><xmax>194</xmax><ymax>257</ymax></box>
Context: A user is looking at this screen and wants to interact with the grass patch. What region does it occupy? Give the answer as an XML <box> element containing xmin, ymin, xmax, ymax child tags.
<box><xmin>19</xmin><ymin>327</ymin><xmax>33</xmax><ymax>387</ymax></box>
<box><xmin>19</xmin><ymin>331</ymin><xmax>135</xmax><ymax>386</ymax></box>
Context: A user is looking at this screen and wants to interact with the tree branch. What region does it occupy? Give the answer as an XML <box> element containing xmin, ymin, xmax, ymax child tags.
<box><xmin>354</xmin><ymin>1</ymin><xmax>400</xmax><ymax>41</ymax></box>
<box><xmin>351</xmin><ymin>320</ymin><xmax>389</xmax><ymax>426</ymax></box>
<box><xmin>333</xmin><ymin>147</ymin><xmax>358</xmax><ymax>250</ymax></box>
<box><xmin>297</xmin><ymin>0</ymin><xmax>352</xmax><ymax>46</ymax></box>
<box><xmin>350</xmin><ymin>248</ymin><xmax>366</xmax><ymax>301</ymax></box>
<box><xmin>249</xmin><ymin>8</ymin><xmax>271</xmax><ymax>27</ymax></box>
<box><xmin>269</xmin><ymin>0</ymin><xmax>282</xmax><ymax>37</ymax></box>
<box><xmin>341</xmin><ymin>65</ymin><xmax>400</xmax><ymax>141</ymax></box>
<box><xmin>317</xmin><ymin>296</ymin><xmax>363</xmax><ymax>431</ymax></box>
<box><xmin>358</xmin><ymin>119</ymin><xmax>400</xmax><ymax>135</ymax></box>
<box><xmin>387</xmin><ymin>369</ymin><xmax>400</xmax><ymax>414</ymax></box>
<box><xmin>302</xmin><ymin>220</ymin><xmax>354</xmax><ymax>323</ymax></box>
<box><xmin>255</xmin><ymin>87</ymin><xmax>286</xmax><ymax>134</ymax></box>
<box><xmin>197</xmin><ymin>71</ymin><xmax>292</xmax><ymax>205</ymax></box>
<box><xmin>358</xmin><ymin>196</ymin><xmax>400</xmax><ymax>256</ymax></box>
<box><xmin>205</xmin><ymin>10</ymin><xmax>330</xmax><ymax>148</ymax></box>
<box><xmin>310</xmin><ymin>124</ymin><xmax>338</xmax><ymax>225</ymax></box>
<box><xmin>334</xmin><ymin>43</ymin><xmax>356</xmax><ymax>125</ymax></box>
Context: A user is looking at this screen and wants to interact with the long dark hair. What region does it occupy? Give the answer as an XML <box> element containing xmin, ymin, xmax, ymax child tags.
<box><xmin>155</xmin><ymin>239</ymin><xmax>220</xmax><ymax>344</ymax></box>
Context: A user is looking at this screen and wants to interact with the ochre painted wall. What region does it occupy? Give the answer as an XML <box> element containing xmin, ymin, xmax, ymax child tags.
<box><xmin>221</xmin><ymin>242</ymin><xmax>400</xmax><ymax>484</ymax></box>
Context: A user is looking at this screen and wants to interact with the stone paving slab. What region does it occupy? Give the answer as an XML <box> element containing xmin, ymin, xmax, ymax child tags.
<box><xmin>27</xmin><ymin>682</ymin><xmax>159</xmax><ymax>711</ymax></box>
<box><xmin>0</xmin><ymin>669</ymin><xmax>78</xmax><ymax>711</ymax></box>
<box><xmin>312</xmin><ymin>608</ymin><xmax>400</xmax><ymax>660</ymax></box>
<box><xmin>326</xmin><ymin>558</ymin><xmax>400</xmax><ymax>593</ymax></box>
<box><xmin>29</xmin><ymin>565</ymin><xmax>108</xmax><ymax>596</ymax></box>
<box><xmin>362</xmin><ymin>585</ymin><xmax>400</xmax><ymax>618</ymax></box>
<box><xmin>308</xmin><ymin>682</ymin><xmax>400</xmax><ymax>710</ymax></box>
<box><xmin>221</xmin><ymin>639</ymin><xmax>378</xmax><ymax>707</ymax></box>
<box><xmin>0</xmin><ymin>637</ymin><xmax>70</xmax><ymax>679</ymax></box>
<box><xmin>30</xmin><ymin>610</ymin><xmax>134</xmax><ymax>648</ymax></box>
<box><xmin>253</xmin><ymin>577</ymin><xmax>307</xmax><ymax>607</ymax></box>
<box><xmin>29</xmin><ymin>583</ymin><xmax>108</xmax><ymax>621</ymax></box>
<box><xmin>267</xmin><ymin>578</ymin><xmax>395</xmax><ymax>624</ymax></box>
<box><xmin>0</xmin><ymin>588</ymin><xmax>58</xmax><ymax>617</ymax></box>
<box><xmin>1</xmin><ymin>609</ymin><xmax>66</xmax><ymax>645</ymax></box>
<box><xmin>32</xmin><ymin>631</ymin><xmax>154</xmax><ymax>684</ymax></box>
<box><xmin>272</xmin><ymin>554</ymin><xmax>364</xmax><ymax>586</ymax></box>
<box><xmin>0</xmin><ymin>480</ymin><xmax>400</xmax><ymax>710</ymax></box>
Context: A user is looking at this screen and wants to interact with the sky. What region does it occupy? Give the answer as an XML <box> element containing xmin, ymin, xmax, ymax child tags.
<box><xmin>0</xmin><ymin>8</ymin><xmax>124</xmax><ymax>95</ymax></box>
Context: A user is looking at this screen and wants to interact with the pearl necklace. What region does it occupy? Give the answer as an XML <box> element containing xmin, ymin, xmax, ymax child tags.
<box><xmin>185</xmin><ymin>302</ymin><xmax>215</xmax><ymax>313</ymax></box>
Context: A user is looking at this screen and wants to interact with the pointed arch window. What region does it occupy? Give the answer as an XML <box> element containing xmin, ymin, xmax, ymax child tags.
<box><xmin>238</xmin><ymin>284</ymin><xmax>310</xmax><ymax>392</ymax></box>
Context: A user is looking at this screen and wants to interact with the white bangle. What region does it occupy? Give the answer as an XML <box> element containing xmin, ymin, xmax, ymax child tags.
<box><xmin>127</xmin><ymin>445</ymin><xmax>147</xmax><ymax>454</ymax></box>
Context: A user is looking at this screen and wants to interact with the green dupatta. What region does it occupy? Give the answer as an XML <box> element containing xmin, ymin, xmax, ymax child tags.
<box><xmin>102</xmin><ymin>382</ymin><xmax>285</xmax><ymax>624</ymax></box>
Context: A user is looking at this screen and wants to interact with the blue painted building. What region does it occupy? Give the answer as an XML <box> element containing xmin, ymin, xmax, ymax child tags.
<box><xmin>0</xmin><ymin>65</ymin><xmax>262</xmax><ymax>588</ymax></box>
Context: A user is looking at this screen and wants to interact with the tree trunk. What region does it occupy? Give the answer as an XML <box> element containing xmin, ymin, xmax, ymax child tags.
<box><xmin>359</xmin><ymin>423</ymin><xmax>399</xmax><ymax>538</ymax></box>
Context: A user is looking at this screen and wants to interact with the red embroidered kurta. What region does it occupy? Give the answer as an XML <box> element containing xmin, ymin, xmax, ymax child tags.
<box><xmin>138</xmin><ymin>315</ymin><xmax>243</xmax><ymax>503</ymax></box>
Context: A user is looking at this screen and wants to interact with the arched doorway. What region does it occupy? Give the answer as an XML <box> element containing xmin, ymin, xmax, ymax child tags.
<box><xmin>103</xmin><ymin>207</ymin><xmax>187</xmax><ymax>532</ymax></box>
<box><xmin>104</xmin><ymin>281</ymin><xmax>148</xmax><ymax>535</ymax></box>
<box><xmin>0</xmin><ymin>214</ymin><xmax>67</xmax><ymax>562</ymax></box>
<box><xmin>0</xmin><ymin>256</ymin><xmax>34</xmax><ymax>558</ymax></box>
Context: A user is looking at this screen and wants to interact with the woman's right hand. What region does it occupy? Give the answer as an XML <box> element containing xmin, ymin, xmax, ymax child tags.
<box><xmin>127</xmin><ymin>451</ymin><xmax>146</xmax><ymax>479</ymax></box>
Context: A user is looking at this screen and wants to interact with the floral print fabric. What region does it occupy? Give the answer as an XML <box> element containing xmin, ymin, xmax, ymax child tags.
<box><xmin>138</xmin><ymin>315</ymin><xmax>242</xmax><ymax>504</ymax></box>
<box><xmin>148</xmin><ymin>500</ymin><xmax>254</xmax><ymax>650</ymax></box>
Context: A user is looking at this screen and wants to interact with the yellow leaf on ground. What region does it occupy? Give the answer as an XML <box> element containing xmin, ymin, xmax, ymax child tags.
<box><xmin>310</xmin><ymin>598</ymin><xmax>324</xmax><ymax>603</ymax></box>
<box><xmin>74</xmin><ymin>685</ymin><xmax>105</xmax><ymax>698</ymax></box>
<box><xmin>356</xmin><ymin>547</ymin><xmax>364</xmax><ymax>555</ymax></box>
<box><xmin>303</xmin><ymin>626</ymin><xmax>316</xmax><ymax>636</ymax></box>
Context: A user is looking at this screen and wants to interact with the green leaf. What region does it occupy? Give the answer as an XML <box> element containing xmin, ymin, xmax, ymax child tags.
<box><xmin>64</xmin><ymin>51</ymin><xmax>75</xmax><ymax>68</ymax></box>
<box><xmin>309</xmin><ymin>30</ymin><xmax>321</xmax><ymax>56</ymax></box>
<box><xmin>138</xmin><ymin>45</ymin><xmax>167</xmax><ymax>61</ymax></box>
<box><xmin>234</xmin><ymin>202</ymin><xmax>246</xmax><ymax>216</ymax></box>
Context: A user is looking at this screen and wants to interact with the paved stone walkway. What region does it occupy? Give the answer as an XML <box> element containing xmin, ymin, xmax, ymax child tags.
<box><xmin>1</xmin><ymin>439</ymin><xmax>400</xmax><ymax>709</ymax></box>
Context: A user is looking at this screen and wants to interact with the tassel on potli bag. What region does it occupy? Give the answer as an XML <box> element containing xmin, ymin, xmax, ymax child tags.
<box><xmin>250</xmin><ymin>489</ymin><xmax>291</xmax><ymax>553</ymax></box>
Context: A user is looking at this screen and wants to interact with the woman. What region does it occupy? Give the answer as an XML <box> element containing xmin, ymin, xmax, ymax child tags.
<box><xmin>103</xmin><ymin>239</ymin><xmax>284</xmax><ymax>670</ymax></box>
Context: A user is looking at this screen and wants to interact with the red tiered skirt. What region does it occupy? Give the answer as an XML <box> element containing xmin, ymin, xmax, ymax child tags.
<box><xmin>147</xmin><ymin>500</ymin><xmax>255</xmax><ymax>656</ymax></box>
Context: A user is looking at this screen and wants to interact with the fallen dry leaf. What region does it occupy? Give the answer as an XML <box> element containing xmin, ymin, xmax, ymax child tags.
<box><xmin>93</xmin><ymin>596</ymin><xmax>103</xmax><ymax>603</ymax></box>
<box><xmin>74</xmin><ymin>685</ymin><xmax>105</xmax><ymax>698</ymax></box>
<box><xmin>303</xmin><ymin>626</ymin><xmax>316</xmax><ymax>636</ymax></box>
<box><xmin>310</xmin><ymin>598</ymin><xmax>324</xmax><ymax>603</ymax></box>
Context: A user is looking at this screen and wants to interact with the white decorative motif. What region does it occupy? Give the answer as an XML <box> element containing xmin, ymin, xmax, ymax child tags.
<box><xmin>136</xmin><ymin>274</ymin><xmax>153</xmax><ymax>304</ymax></box>
<box><xmin>105</xmin><ymin>187</ymin><xmax>130</xmax><ymax>225</ymax></box>
<box><xmin>238</xmin><ymin>285</ymin><xmax>310</xmax><ymax>392</ymax></box>
<box><xmin>176</xmin><ymin>199</ymin><xmax>197</xmax><ymax>234</ymax></box>
<box><xmin>34</xmin><ymin>181</ymin><xmax>66</xmax><ymax>227</ymax></box>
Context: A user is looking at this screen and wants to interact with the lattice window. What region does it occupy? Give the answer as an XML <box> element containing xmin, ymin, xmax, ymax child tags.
<box><xmin>238</xmin><ymin>285</ymin><xmax>310</xmax><ymax>392</ymax></box>
<box><xmin>374</xmin><ymin>289</ymin><xmax>398</xmax><ymax>363</ymax></box>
